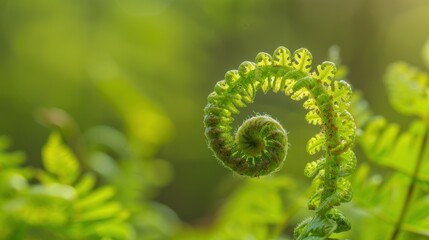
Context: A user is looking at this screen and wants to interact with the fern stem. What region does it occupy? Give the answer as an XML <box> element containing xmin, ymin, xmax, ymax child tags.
<box><xmin>390</xmin><ymin>128</ymin><xmax>428</xmax><ymax>240</ymax></box>
<box><xmin>205</xmin><ymin>47</ymin><xmax>356</xmax><ymax>238</ymax></box>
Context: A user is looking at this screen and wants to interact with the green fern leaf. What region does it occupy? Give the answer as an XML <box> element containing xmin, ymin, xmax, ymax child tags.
<box><xmin>284</xmin><ymin>79</ymin><xmax>297</xmax><ymax>96</ymax></box>
<box><xmin>303</xmin><ymin>98</ymin><xmax>318</xmax><ymax>111</ymax></box>
<box><xmin>291</xmin><ymin>88</ymin><xmax>311</xmax><ymax>101</ymax></box>
<box><xmin>292</xmin><ymin>48</ymin><xmax>313</xmax><ymax>73</ymax></box>
<box><xmin>209</xmin><ymin>176</ymin><xmax>303</xmax><ymax>240</ymax></box>
<box><xmin>77</xmin><ymin>202</ymin><xmax>123</xmax><ymax>222</ymax></box>
<box><xmin>312</xmin><ymin>62</ymin><xmax>336</xmax><ymax>86</ymax></box>
<box><xmin>42</xmin><ymin>132</ymin><xmax>79</xmax><ymax>184</ymax></box>
<box><xmin>74</xmin><ymin>173</ymin><xmax>96</xmax><ymax>197</ymax></box>
<box><xmin>273</xmin><ymin>46</ymin><xmax>292</xmax><ymax>67</ymax></box>
<box><xmin>8</xmin><ymin>183</ymin><xmax>76</xmax><ymax>226</ymax></box>
<box><xmin>306</xmin><ymin>110</ymin><xmax>323</xmax><ymax>125</ymax></box>
<box><xmin>330</xmin><ymin>80</ymin><xmax>352</xmax><ymax>111</ymax></box>
<box><xmin>339</xmin><ymin>149</ymin><xmax>357</xmax><ymax>177</ymax></box>
<box><xmin>351</xmin><ymin>164</ymin><xmax>429</xmax><ymax>238</ymax></box>
<box><xmin>304</xmin><ymin>158</ymin><xmax>325</xmax><ymax>178</ymax></box>
<box><xmin>333</xmin><ymin>111</ymin><xmax>356</xmax><ymax>152</ymax></box>
<box><xmin>360</xmin><ymin>118</ymin><xmax>429</xmax><ymax>181</ymax></box>
<box><xmin>384</xmin><ymin>62</ymin><xmax>429</xmax><ymax>119</ymax></box>
<box><xmin>76</xmin><ymin>186</ymin><xmax>116</xmax><ymax>210</ymax></box>
<box><xmin>307</xmin><ymin>133</ymin><xmax>325</xmax><ymax>155</ymax></box>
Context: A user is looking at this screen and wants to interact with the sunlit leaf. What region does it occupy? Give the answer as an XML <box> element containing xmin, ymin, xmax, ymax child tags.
<box><xmin>42</xmin><ymin>132</ymin><xmax>79</xmax><ymax>184</ymax></box>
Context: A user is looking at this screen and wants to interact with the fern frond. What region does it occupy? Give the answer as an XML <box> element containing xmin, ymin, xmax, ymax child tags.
<box><xmin>206</xmin><ymin>176</ymin><xmax>303</xmax><ymax>240</ymax></box>
<box><xmin>42</xmin><ymin>132</ymin><xmax>79</xmax><ymax>184</ymax></box>
<box><xmin>384</xmin><ymin>62</ymin><xmax>429</xmax><ymax>119</ymax></box>
<box><xmin>34</xmin><ymin>133</ymin><xmax>132</xmax><ymax>238</ymax></box>
<box><xmin>350</xmin><ymin>164</ymin><xmax>429</xmax><ymax>239</ymax></box>
<box><xmin>9</xmin><ymin>184</ymin><xmax>75</xmax><ymax>226</ymax></box>
<box><xmin>359</xmin><ymin>117</ymin><xmax>429</xmax><ymax>181</ymax></box>
<box><xmin>204</xmin><ymin>46</ymin><xmax>357</xmax><ymax>238</ymax></box>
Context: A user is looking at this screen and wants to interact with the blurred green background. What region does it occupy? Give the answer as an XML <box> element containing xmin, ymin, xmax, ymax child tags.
<box><xmin>1</xmin><ymin>0</ymin><xmax>429</xmax><ymax>226</ymax></box>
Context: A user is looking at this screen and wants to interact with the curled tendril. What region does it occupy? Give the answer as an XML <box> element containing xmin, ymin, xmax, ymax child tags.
<box><xmin>205</xmin><ymin>114</ymin><xmax>288</xmax><ymax>177</ymax></box>
<box><xmin>204</xmin><ymin>46</ymin><xmax>357</xmax><ymax>238</ymax></box>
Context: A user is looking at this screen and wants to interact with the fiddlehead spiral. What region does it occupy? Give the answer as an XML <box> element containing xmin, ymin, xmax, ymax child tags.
<box><xmin>204</xmin><ymin>46</ymin><xmax>357</xmax><ymax>239</ymax></box>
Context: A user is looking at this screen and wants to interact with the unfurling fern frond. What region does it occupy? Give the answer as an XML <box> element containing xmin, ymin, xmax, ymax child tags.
<box><xmin>204</xmin><ymin>46</ymin><xmax>357</xmax><ymax>238</ymax></box>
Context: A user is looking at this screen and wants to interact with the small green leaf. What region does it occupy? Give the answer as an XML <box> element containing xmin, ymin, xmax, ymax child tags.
<box><xmin>77</xmin><ymin>202</ymin><xmax>124</xmax><ymax>222</ymax></box>
<box><xmin>76</xmin><ymin>186</ymin><xmax>115</xmax><ymax>210</ymax></box>
<box><xmin>307</xmin><ymin>133</ymin><xmax>325</xmax><ymax>155</ymax></box>
<box><xmin>312</xmin><ymin>62</ymin><xmax>336</xmax><ymax>86</ymax></box>
<box><xmin>292</xmin><ymin>48</ymin><xmax>313</xmax><ymax>73</ymax></box>
<box><xmin>304</xmin><ymin>158</ymin><xmax>325</xmax><ymax>178</ymax></box>
<box><xmin>303</xmin><ymin>98</ymin><xmax>318</xmax><ymax>111</ymax></box>
<box><xmin>42</xmin><ymin>132</ymin><xmax>79</xmax><ymax>184</ymax></box>
<box><xmin>255</xmin><ymin>52</ymin><xmax>273</xmax><ymax>67</ymax></box>
<box><xmin>339</xmin><ymin>149</ymin><xmax>356</xmax><ymax>177</ymax></box>
<box><xmin>273</xmin><ymin>46</ymin><xmax>292</xmax><ymax>67</ymax></box>
<box><xmin>306</xmin><ymin>110</ymin><xmax>323</xmax><ymax>125</ymax></box>
<box><xmin>75</xmin><ymin>173</ymin><xmax>96</xmax><ymax>197</ymax></box>
<box><xmin>330</xmin><ymin>80</ymin><xmax>352</xmax><ymax>111</ymax></box>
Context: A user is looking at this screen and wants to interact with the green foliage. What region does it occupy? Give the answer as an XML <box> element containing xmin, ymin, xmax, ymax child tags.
<box><xmin>346</xmin><ymin>42</ymin><xmax>429</xmax><ymax>240</ymax></box>
<box><xmin>0</xmin><ymin>74</ymin><xmax>178</xmax><ymax>239</ymax></box>
<box><xmin>175</xmin><ymin>176</ymin><xmax>306</xmax><ymax>240</ymax></box>
<box><xmin>204</xmin><ymin>46</ymin><xmax>357</xmax><ymax>239</ymax></box>
<box><xmin>42</xmin><ymin>133</ymin><xmax>79</xmax><ymax>184</ymax></box>
<box><xmin>2</xmin><ymin>1</ymin><xmax>429</xmax><ymax>240</ymax></box>
<box><xmin>350</xmin><ymin>164</ymin><xmax>429</xmax><ymax>239</ymax></box>
<box><xmin>0</xmin><ymin>133</ymin><xmax>132</xmax><ymax>240</ymax></box>
<box><xmin>384</xmin><ymin>62</ymin><xmax>429</xmax><ymax>120</ymax></box>
<box><xmin>92</xmin><ymin>73</ymin><xmax>174</xmax><ymax>158</ymax></box>
<box><xmin>86</xmin><ymin>76</ymin><xmax>179</xmax><ymax>239</ymax></box>
<box><xmin>359</xmin><ymin>117</ymin><xmax>429</xmax><ymax>180</ymax></box>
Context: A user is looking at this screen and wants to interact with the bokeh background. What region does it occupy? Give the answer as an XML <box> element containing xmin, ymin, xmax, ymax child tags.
<box><xmin>1</xmin><ymin>0</ymin><xmax>429</xmax><ymax>229</ymax></box>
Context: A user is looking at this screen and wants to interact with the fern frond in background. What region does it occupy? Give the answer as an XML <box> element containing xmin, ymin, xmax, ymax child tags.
<box><xmin>384</xmin><ymin>63</ymin><xmax>429</xmax><ymax>121</ymax></box>
<box><xmin>175</xmin><ymin>176</ymin><xmax>307</xmax><ymax>240</ymax></box>
<box><xmin>0</xmin><ymin>71</ymin><xmax>179</xmax><ymax>239</ymax></box>
<box><xmin>0</xmin><ymin>133</ymin><xmax>132</xmax><ymax>240</ymax></box>
<box><xmin>346</xmin><ymin>40</ymin><xmax>429</xmax><ymax>240</ymax></box>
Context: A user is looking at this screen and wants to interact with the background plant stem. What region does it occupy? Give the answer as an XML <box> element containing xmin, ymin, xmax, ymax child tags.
<box><xmin>390</xmin><ymin>128</ymin><xmax>428</xmax><ymax>240</ymax></box>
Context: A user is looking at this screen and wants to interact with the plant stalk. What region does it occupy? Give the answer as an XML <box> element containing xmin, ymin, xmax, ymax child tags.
<box><xmin>390</xmin><ymin>128</ymin><xmax>428</xmax><ymax>240</ymax></box>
